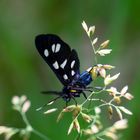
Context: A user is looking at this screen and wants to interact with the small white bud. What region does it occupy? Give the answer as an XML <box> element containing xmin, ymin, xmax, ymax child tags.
<box><xmin>20</xmin><ymin>95</ymin><xmax>27</xmax><ymax>104</ymax></box>
<box><xmin>12</xmin><ymin>96</ymin><xmax>20</xmax><ymax>105</ymax></box>
<box><xmin>124</xmin><ymin>93</ymin><xmax>134</xmax><ymax>100</ymax></box>
<box><xmin>92</xmin><ymin>38</ymin><xmax>98</xmax><ymax>45</ymax></box>
<box><xmin>119</xmin><ymin>106</ymin><xmax>133</xmax><ymax>115</ymax></box>
<box><xmin>113</xmin><ymin>119</ymin><xmax>128</xmax><ymax>130</ymax></box>
<box><xmin>91</xmin><ymin>125</ymin><xmax>99</xmax><ymax>134</ymax></box>
<box><xmin>44</xmin><ymin>108</ymin><xmax>58</xmax><ymax>114</ymax></box>
<box><xmin>120</xmin><ymin>85</ymin><xmax>128</xmax><ymax>95</ymax></box>
<box><xmin>95</xmin><ymin>107</ymin><xmax>101</xmax><ymax>114</ymax></box>
<box><xmin>82</xmin><ymin>21</ymin><xmax>88</xmax><ymax>32</ymax></box>
<box><xmin>115</xmin><ymin>107</ymin><xmax>123</xmax><ymax>120</ymax></box>
<box><xmin>97</xmin><ymin>49</ymin><xmax>112</xmax><ymax>56</ymax></box>
<box><xmin>100</xmin><ymin>40</ymin><xmax>110</xmax><ymax>48</ymax></box>
<box><xmin>22</xmin><ymin>100</ymin><xmax>31</xmax><ymax>113</ymax></box>
<box><xmin>104</xmin><ymin>73</ymin><xmax>120</xmax><ymax>86</ymax></box>
<box><xmin>67</xmin><ymin>122</ymin><xmax>74</xmax><ymax>135</ymax></box>
<box><xmin>88</xmin><ymin>26</ymin><xmax>95</xmax><ymax>36</ymax></box>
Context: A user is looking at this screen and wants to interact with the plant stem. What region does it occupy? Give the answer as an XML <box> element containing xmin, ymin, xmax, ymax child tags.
<box><xmin>89</xmin><ymin>38</ymin><xmax>98</xmax><ymax>64</ymax></box>
<box><xmin>32</xmin><ymin>128</ymin><xmax>50</xmax><ymax>140</ymax></box>
<box><xmin>21</xmin><ymin>112</ymin><xmax>31</xmax><ymax>127</ymax></box>
<box><xmin>81</xmin><ymin>87</ymin><xmax>105</xmax><ymax>107</ymax></box>
<box><xmin>21</xmin><ymin>111</ymin><xmax>49</xmax><ymax>140</ymax></box>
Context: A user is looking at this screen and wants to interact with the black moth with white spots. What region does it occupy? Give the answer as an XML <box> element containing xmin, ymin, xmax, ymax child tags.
<box><xmin>35</xmin><ymin>34</ymin><xmax>94</xmax><ymax>104</ymax></box>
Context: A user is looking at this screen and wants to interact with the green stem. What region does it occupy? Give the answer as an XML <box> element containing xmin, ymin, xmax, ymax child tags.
<box><xmin>81</xmin><ymin>87</ymin><xmax>105</xmax><ymax>107</ymax></box>
<box><xmin>21</xmin><ymin>112</ymin><xmax>31</xmax><ymax>127</ymax></box>
<box><xmin>20</xmin><ymin>111</ymin><xmax>49</xmax><ymax>140</ymax></box>
<box><xmin>89</xmin><ymin>38</ymin><xmax>98</xmax><ymax>64</ymax></box>
<box><xmin>94</xmin><ymin>127</ymin><xmax>110</xmax><ymax>139</ymax></box>
<box><xmin>32</xmin><ymin>128</ymin><xmax>50</xmax><ymax>140</ymax></box>
<box><xmin>96</xmin><ymin>136</ymin><xmax>105</xmax><ymax>140</ymax></box>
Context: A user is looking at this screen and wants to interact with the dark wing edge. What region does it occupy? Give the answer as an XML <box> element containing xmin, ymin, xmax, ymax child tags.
<box><xmin>35</xmin><ymin>34</ymin><xmax>80</xmax><ymax>86</ymax></box>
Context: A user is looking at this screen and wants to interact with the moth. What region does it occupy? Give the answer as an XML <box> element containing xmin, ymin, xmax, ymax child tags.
<box><xmin>35</xmin><ymin>34</ymin><xmax>95</xmax><ymax>104</ymax></box>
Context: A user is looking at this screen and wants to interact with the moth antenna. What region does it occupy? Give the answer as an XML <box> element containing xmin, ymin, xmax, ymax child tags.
<box><xmin>86</xmin><ymin>86</ymin><xmax>94</xmax><ymax>89</ymax></box>
<box><xmin>41</xmin><ymin>91</ymin><xmax>61</xmax><ymax>95</ymax></box>
<box><xmin>36</xmin><ymin>103</ymin><xmax>48</xmax><ymax>111</ymax></box>
<box><xmin>47</xmin><ymin>95</ymin><xmax>62</xmax><ymax>105</ymax></box>
<box><xmin>36</xmin><ymin>95</ymin><xmax>63</xmax><ymax>111</ymax></box>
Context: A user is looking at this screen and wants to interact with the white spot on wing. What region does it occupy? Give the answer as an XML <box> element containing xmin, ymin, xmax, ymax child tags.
<box><xmin>52</xmin><ymin>44</ymin><xmax>55</xmax><ymax>52</ymax></box>
<box><xmin>63</xmin><ymin>74</ymin><xmax>68</xmax><ymax>80</ymax></box>
<box><xmin>44</xmin><ymin>49</ymin><xmax>49</xmax><ymax>57</ymax></box>
<box><xmin>53</xmin><ymin>61</ymin><xmax>59</xmax><ymax>69</ymax></box>
<box><xmin>55</xmin><ymin>43</ymin><xmax>61</xmax><ymax>52</ymax></box>
<box><xmin>71</xmin><ymin>70</ymin><xmax>75</xmax><ymax>76</ymax></box>
<box><xmin>60</xmin><ymin>59</ymin><xmax>67</xmax><ymax>69</ymax></box>
<box><xmin>71</xmin><ymin>60</ymin><xmax>75</xmax><ymax>68</ymax></box>
<box><xmin>51</xmin><ymin>43</ymin><xmax>61</xmax><ymax>53</ymax></box>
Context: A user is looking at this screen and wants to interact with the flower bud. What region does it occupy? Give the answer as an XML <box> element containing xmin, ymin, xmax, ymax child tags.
<box><xmin>124</xmin><ymin>93</ymin><xmax>134</xmax><ymax>100</ymax></box>
<box><xmin>97</xmin><ymin>49</ymin><xmax>112</xmax><ymax>56</ymax></box>
<box><xmin>73</xmin><ymin>118</ymin><xmax>80</xmax><ymax>133</ymax></box>
<box><xmin>104</xmin><ymin>73</ymin><xmax>120</xmax><ymax>86</ymax></box>
<box><xmin>44</xmin><ymin>108</ymin><xmax>58</xmax><ymax>114</ymax></box>
<box><xmin>88</xmin><ymin>26</ymin><xmax>95</xmax><ymax>36</ymax></box>
<box><xmin>63</xmin><ymin>105</ymin><xmax>76</xmax><ymax>112</ymax></box>
<box><xmin>91</xmin><ymin>124</ymin><xmax>99</xmax><ymax>134</ymax></box>
<box><xmin>57</xmin><ymin>112</ymin><xmax>64</xmax><ymax>122</ymax></box>
<box><xmin>114</xmin><ymin>96</ymin><xmax>121</xmax><ymax>104</ymax></box>
<box><xmin>115</xmin><ymin>107</ymin><xmax>123</xmax><ymax>120</ymax></box>
<box><xmin>92</xmin><ymin>37</ymin><xmax>98</xmax><ymax>45</ymax></box>
<box><xmin>118</xmin><ymin>106</ymin><xmax>132</xmax><ymax>115</ymax></box>
<box><xmin>120</xmin><ymin>86</ymin><xmax>128</xmax><ymax>96</ymax></box>
<box><xmin>12</xmin><ymin>96</ymin><xmax>20</xmax><ymax>105</ymax></box>
<box><xmin>99</xmin><ymin>68</ymin><xmax>106</xmax><ymax>78</ymax></box>
<box><xmin>81</xmin><ymin>113</ymin><xmax>92</xmax><ymax>123</ymax></box>
<box><xmin>95</xmin><ymin>107</ymin><xmax>101</xmax><ymax>114</ymax></box>
<box><xmin>103</xmin><ymin>64</ymin><xmax>115</xmax><ymax>70</ymax></box>
<box><xmin>82</xmin><ymin>21</ymin><xmax>88</xmax><ymax>32</ymax></box>
<box><xmin>73</xmin><ymin>105</ymin><xmax>81</xmax><ymax>117</ymax></box>
<box><xmin>100</xmin><ymin>40</ymin><xmax>110</xmax><ymax>48</ymax></box>
<box><xmin>113</xmin><ymin>119</ymin><xmax>128</xmax><ymax>130</ymax></box>
<box><xmin>105</xmin><ymin>131</ymin><xmax>118</xmax><ymax>140</ymax></box>
<box><xmin>108</xmin><ymin>106</ymin><xmax>113</xmax><ymax>119</ymax></box>
<box><xmin>67</xmin><ymin>122</ymin><xmax>74</xmax><ymax>135</ymax></box>
<box><xmin>22</xmin><ymin>100</ymin><xmax>31</xmax><ymax>113</ymax></box>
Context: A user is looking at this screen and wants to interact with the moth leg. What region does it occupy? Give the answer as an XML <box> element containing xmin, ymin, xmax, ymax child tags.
<box><xmin>65</xmin><ymin>97</ymin><xmax>76</xmax><ymax>107</ymax></box>
<box><xmin>69</xmin><ymin>93</ymin><xmax>77</xmax><ymax>106</ymax></box>
<box><xmin>71</xmin><ymin>96</ymin><xmax>77</xmax><ymax>106</ymax></box>
<box><xmin>65</xmin><ymin>101</ymin><xmax>69</xmax><ymax>107</ymax></box>
<box><xmin>86</xmin><ymin>86</ymin><xmax>93</xmax><ymax>89</ymax></box>
<box><xmin>82</xmin><ymin>91</ymin><xmax>87</xmax><ymax>99</ymax></box>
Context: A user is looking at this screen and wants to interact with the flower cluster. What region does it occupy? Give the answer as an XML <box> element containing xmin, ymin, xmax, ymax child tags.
<box><xmin>0</xmin><ymin>96</ymin><xmax>31</xmax><ymax>140</ymax></box>
<box><xmin>0</xmin><ymin>96</ymin><xmax>49</xmax><ymax>140</ymax></box>
<box><xmin>43</xmin><ymin>21</ymin><xmax>133</xmax><ymax>140</ymax></box>
<box><xmin>12</xmin><ymin>95</ymin><xmax>31</xmax><ymax>113</ymax></box>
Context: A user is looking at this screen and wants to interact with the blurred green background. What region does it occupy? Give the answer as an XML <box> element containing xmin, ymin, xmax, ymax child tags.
<box><xmin>0</xmin><ymin>0</ymin><xmax>140</xmax><ymax>140</ymax></box>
